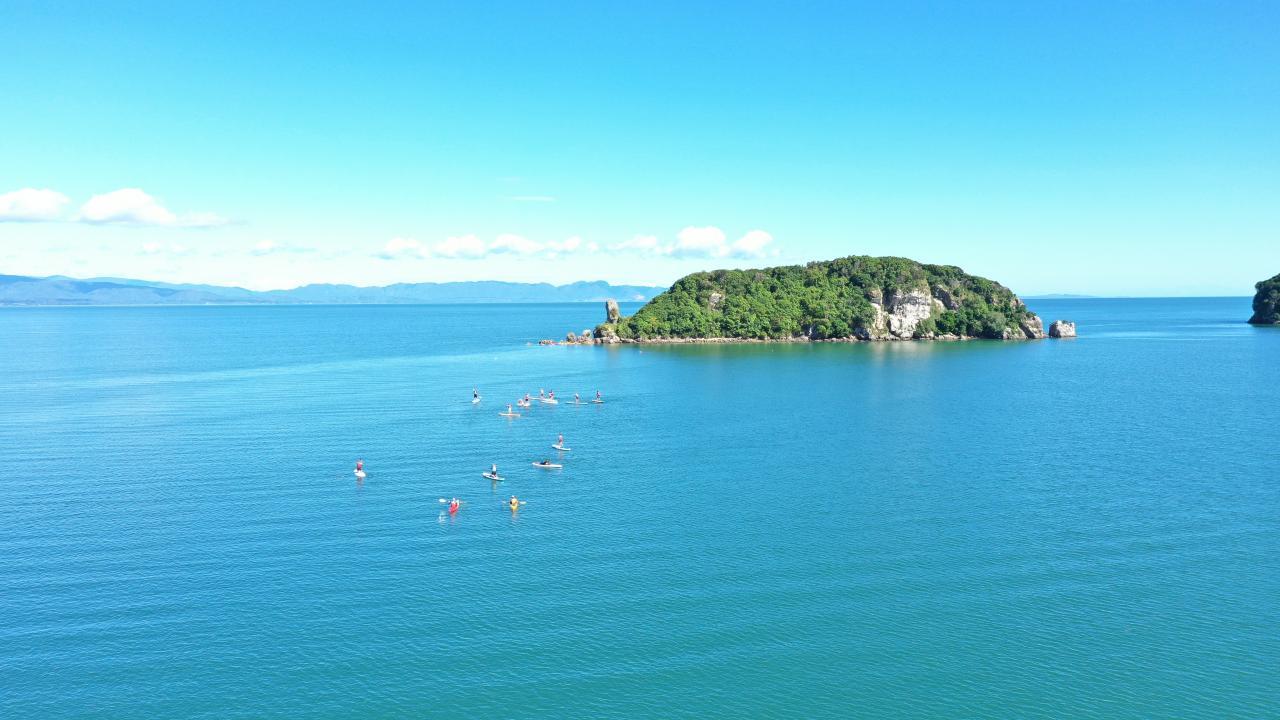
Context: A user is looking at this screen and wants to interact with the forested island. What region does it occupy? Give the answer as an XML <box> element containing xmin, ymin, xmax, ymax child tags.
<box><xmin>1248</xmin><ymin>273</ymin><xmax>1280</xmax><ymax>324</ymax></box>
<box><xmin>586</xmin><ymin>255</ymin><xmax>1075</xmax><ymax>343</ymax></box>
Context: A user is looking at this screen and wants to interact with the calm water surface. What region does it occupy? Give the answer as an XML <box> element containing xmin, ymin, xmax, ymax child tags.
<box><xmin>1</xmin><ymin>299</ymin><xmax>1277</xmax><ymax>718</ymax></box>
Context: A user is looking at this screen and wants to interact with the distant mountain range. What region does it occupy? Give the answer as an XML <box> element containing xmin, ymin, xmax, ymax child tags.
<box><xmin>0</xmin><ymin>274</ymin><xmax>666</xmax><ymax>306</ymax></box>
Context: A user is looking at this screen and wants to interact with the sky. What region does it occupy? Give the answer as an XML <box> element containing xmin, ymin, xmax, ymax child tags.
<box><xmin>1</xmin><ymin>1</ymin><xmax>1277</xmax><ymax>295</ymax></box>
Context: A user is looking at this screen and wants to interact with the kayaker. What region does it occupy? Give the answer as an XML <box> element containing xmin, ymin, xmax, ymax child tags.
<box><xmin>449</xmin><ymin>498</ymin><xmax>460</xmax><ymax>513</ymax></box>
<box><xmin>508</xmin><ymin>495</ymin><xmax>520</xmax><ymax>511</ymax></box>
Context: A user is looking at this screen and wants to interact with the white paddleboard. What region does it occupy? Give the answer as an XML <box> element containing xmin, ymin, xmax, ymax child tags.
<box><xmin>499</xmin><ymin>412</ymin><xmax>520</xmax><ymax>417</ymax></box>
<box><xmin>552</xmin><ymin>444</ymin><xmax>571</xmax><ymax>451</ymax></box>
<box><xmin>482</xmin><ymin>472</ymin><xmax>502</xmax><ymax>481</ymax></box>
<box><xmin>532</xmin><ymin>462</ymin><xmax>563</xmax><ymax>469</ymax></box>
<box><xmin>472</xmin><ymin>397</ymin><xmax>481</xmax><ymax>404</ymax></box>
<box><xmin>354</xmin><ymin>470</ymin><xmax>366</xmax><ymax>478</ymax></box>
<box><xmin>540</xmin><ymin>398</ymin><xmax>559</xmax><ymax>404</ymax></box>
<box><xmin>591</xmin><ymin>399</ymin><xmax>604</xmax><ymax>404</ymax></box>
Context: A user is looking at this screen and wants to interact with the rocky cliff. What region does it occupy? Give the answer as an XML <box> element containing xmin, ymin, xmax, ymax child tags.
<box><xmin>1248</xmin><ymin>273</ymin><xmax>1280</xmax><ymax>324</ymax></box>
<box><xmin>592</xmin><ymin>255</ymin><xmax>1069</xmax><ymax>342</ymax></box>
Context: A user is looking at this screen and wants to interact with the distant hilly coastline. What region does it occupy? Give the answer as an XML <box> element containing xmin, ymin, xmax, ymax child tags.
<box><xmin>0</xmin><ymin>274</ymin><xmax>665</xmax><ymax>306</ymax></box>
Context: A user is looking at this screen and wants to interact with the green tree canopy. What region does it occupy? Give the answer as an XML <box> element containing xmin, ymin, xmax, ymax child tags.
<box><xmin>600</xmin><ymin>255</ymin><xmax>1037</xmax><ymax>341</ymax></box>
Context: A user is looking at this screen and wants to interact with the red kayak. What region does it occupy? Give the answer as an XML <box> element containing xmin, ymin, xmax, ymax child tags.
<box><xmin>448</xmin><ymin>502</ymin><xmax>460</xmax><ymax>514</ymax></box>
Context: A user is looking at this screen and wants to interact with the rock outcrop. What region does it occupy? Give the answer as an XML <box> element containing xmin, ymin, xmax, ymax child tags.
<box><xmin>1018</xmin><ymin>315</ymin><xmax>1046</xmax><ymax>339</ymax></box>
<box><xmin>1048</xmin><ymin>320</ymin><xmax>1077</xmax><ymax>338</ymax></box>
<box><xmin>873</xmin><ymin>287</ymin><xmax>934</xmax><ymax>339</ymax></box>
<box><xmin>1248</xmin><ymin>273</ymin><xmax>1280</xmax><ymax>324</ymax></box>
<box><xmin>605</xmin><ymin>299</ymin><xmax>621</xmax><ymax>323</ymax></box>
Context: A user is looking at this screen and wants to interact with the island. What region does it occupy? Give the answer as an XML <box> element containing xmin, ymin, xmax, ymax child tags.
<box><xmin>581</xmin><ymin>255</ymin><xmax>1073</xmax><ymax>344</ymax></box>
<box><xmin>1248</xmin><ymin>273</ymin><xmax>1280</xmax><ymax>324</ymax></box>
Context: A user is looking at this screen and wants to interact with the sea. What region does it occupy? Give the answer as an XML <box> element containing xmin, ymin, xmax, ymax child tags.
<box><xmin>1</xmin><ymin>298</ymin><xmax>1276</xmax><ymax>718</ymax></box>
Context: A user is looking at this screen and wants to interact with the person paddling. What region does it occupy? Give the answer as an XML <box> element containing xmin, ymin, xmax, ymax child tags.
<box><xmin>508</xmin><ymin>495</ymin><xmax>520</xmax><ymax>511</ymax></box>
<box><xmin>557</xmin><ymin>433</ymin><xmax>564</xmax><ymax>447</ymax></box>
<box><xmin>506</xmin><ymin>403</ymin><xmax>514</xmax><ymax>414</ymax></box>
<box><xmin>490</xmin><ymin>463</ymin><xmax>499</xmax><ymax>477</ymax></box>
<box><xmin>473</xmin><ymin>388</ymin><xmax>479</xmax><ymax>400</ymax></box>
<box><xmin>574</xmin><ymin>392</ymin><xmax>580</xmax><ymax>404</ymax></box>
<box><xmin>449</xmin><ymin>497</ymin><xmax>460</xmax><ymax>514</ymax></box>
<box><xmin>355</xmin><ymin>459</ymin><xmax>364</xmax><ymax>472</ymax></box>
<box><xmin>595</xmin><ymin>390</ymin><xmax>602</xmax><ymax>401</ymax></box>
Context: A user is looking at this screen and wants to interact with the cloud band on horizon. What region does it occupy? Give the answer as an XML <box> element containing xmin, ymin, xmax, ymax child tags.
<box><xmin>378</xmin><ymin>226</ymin><xmax>776</xmax><ymax>262</ymax></box>
<box><xmin>0</xmin><ymin>187</ymin><xmax>227</xmax><ymax>227</ymax></box>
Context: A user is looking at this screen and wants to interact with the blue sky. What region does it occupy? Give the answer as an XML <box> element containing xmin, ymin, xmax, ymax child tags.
<box><xmin>1</xmin><ymin>1</ymin><xmax>1276</xmax><ymax>294</ymax></box>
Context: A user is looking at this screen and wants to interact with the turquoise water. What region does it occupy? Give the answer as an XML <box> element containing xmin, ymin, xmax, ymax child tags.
<box><xmin>2</xmin><ymin>298</ymin><xmax>1277</xmax><ymax>718</ymax></box>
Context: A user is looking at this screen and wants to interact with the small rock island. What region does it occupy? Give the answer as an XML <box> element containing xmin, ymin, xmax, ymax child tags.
<box><xmin>574</xmin><ymin>255</ymin><xmax>1075</xmax><ymax>344</ymax></box>
<box><xmin>1248</xmin><ymin>273</ymin><xmax>1280</xmax><ymax>325</ymax></box>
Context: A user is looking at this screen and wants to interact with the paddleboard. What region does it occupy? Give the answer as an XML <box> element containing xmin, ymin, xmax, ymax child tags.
<box><xmin>499</xmin><ymin>412</ymin><xmax>520</xmax><ymax>417</ymax></box>
<box><xmin>482</xmin><ymin>472</ymin><xmax>502</xmax><ymax>481</ymax></box>
<box><xmin>472</xmin><ymin>397</ymin><xmax>481</xmax><ymax>404</ymax></box>
<box><xmin>532</xmin><ymin>462</ymin><xmax>563</xmax><ymax>469</ymax></box>
<box><xmin>552</xmin><ymin>444</ymin><xmax>571</xmax><ymax>451</ymax></box>
<box><xmin>354</xmin><ymin>470</ymin><xmax>366</xmax><ymax>478</ymax></box>
<box><xmin>591</xmin><ymin>399</ymin><xmax>604</xmax><ymax>404</ymax></box>
<box><xmin>540</xmin><ymin>398</ymin><xmax>559</xmax><ymax>404</ymax></box>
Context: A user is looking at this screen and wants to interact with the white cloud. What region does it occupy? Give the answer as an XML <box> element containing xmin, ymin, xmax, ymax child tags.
<box><xmin>251</xmin><ymin>240</ymin><xmax>315</xmax><ymax>256</ymax></box>
<box><xmin>78</xmin><ymin>188</ymin><xmax>226</xmax><ymax>227</ymax></box>
<box><xmin>673</xmin><ymin>226</ymin><xmax>728</xmax><ymax>258</ymax></box>
<box><xmin>547</xmin><ymin>235</ymin><xmax>582</xmax><ymax>253</ymax></box>
<box><xmin>375</xmin><ymin>228</ymin><xmax>770</xmax><ymax>263</ymax></box>
<box><xmin>612</xmin><ymin>234</ymin><xmax>668</xmax><ymax>254</ymax></box>
<box><xmin>610</xmin><ymin>227</ymin><xmax>777</xmax><ymax>259</ymax></box>
<box><xmin>489</xmin><ymin>233</ymin><xmax>545</xmax><ymax>256</ymax></box>
<box><xmin>0</xmin><ymin>188</ymin><xmax>70</xmax><ymax>221</ymax></box>
<box><xmin>379</xmin><ymin>233</ymin><xmax>600</xmax><ymax>261</ymax></box>
<box><xmin>730</xmin><ymin>230</ymin><xmax>774</xmax><ymax>258</ymax></box>
<box><xmin>431</xmin><ymin>234</ymin><xmax>488</xmax><ymax>258</ymax></box>
<box><xmin>380</xmin><ymin>236</ymin><xmax>429</xmax><ymax>259</ymax></box>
